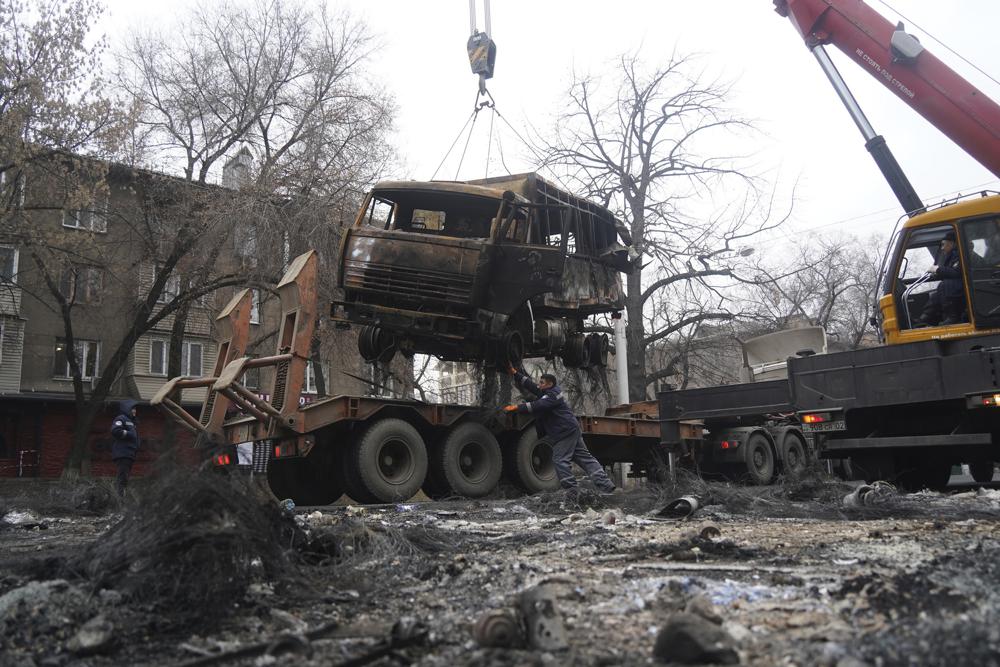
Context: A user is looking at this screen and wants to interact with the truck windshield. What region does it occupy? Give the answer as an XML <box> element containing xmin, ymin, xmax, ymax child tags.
<box><xmin>360</xmin><ymin>190</ymin><xmax>502</xmax><ymax>240</ymax></box>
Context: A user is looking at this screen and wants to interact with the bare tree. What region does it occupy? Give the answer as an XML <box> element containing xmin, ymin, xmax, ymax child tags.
<box><xmin>537</xmin><ymin>53</ymin><xmax>788</xmax><ymax>401</ymax></box>
<box><xmin>116</xmin><ymin>0</ymin><xmax>397</xmax><ymax>434</ymax></box>
<box><xmin>746</xmin><ymin>233</ymin><xmax>883</xmax><ymax>350</ymax></box>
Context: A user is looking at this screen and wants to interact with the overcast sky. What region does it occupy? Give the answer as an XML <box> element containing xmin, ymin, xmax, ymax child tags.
<box><xmin>101</xmin><ymin>0</ymin><xmax>1000</xmax><ymax>244</ymax></box>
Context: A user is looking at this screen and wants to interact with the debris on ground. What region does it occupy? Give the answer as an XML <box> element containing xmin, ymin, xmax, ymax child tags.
<box><xmin>2</xmin><ymin>472</ymin><xmax>1000</xmax><ymax>665</ymax></box>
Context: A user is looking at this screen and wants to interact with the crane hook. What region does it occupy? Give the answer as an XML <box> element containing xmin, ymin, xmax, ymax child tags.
<box><xmin>467</xmin><ymin>0</ymin><xmax>496</xmax><ymax>96</ymax></box>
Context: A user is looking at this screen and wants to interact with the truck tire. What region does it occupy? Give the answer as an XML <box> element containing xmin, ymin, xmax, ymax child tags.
<box><xmin>426</xmin><ymin>422</ymin><xmax>502</xmax><ymax>498</ymax></box>
<box><xmin>267</xmin><ymin>456</ymin><xmax>343</xmax><ymax>506</ymax></box>
<box><xmin>970</xmin><ymin>461</ymin><xmax>995</xmax><ymax>484</ymax></box>
<box><xmin>351</xmin><ymin>418</ymin><xmax>428</xmax><ymax>503</ymax></box>
<box><xmin>743</xmin><ymin>433</ymin><xmax>775</xmax><ymax>485</ymax></box>
<box><xmin>507</xmin><ymin>430</ymin><xmax>560</xmax><ymax>493</ymax></box>
<box><xmin>337</xmin><ymin>441</ymin><xmax>378</xmax><ymax>504</ymax></box>
<box><xmin>781</xmin><ymin>432</ymin><xmax>808</xmax><ymax>476</ymax></box>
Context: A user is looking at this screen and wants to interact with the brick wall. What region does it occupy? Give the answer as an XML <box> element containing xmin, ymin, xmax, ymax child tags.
<box><xmin>0</xmin><ymin>401</ymin><xmax>199</xmax><ymax>478</ymax></box>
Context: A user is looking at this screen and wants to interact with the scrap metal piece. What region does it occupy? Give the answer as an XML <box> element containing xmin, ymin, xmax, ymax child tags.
<box><xmin>473</xmin><ymin>609</ymin><xmax>525</xmax><ymax>648</ymax></box>
<box><xmin>843</xmin><ymin>480</ymin><xmax>897</xmax><ymax>507</ymax></box>
<box><xmin>654</xmin><ymin>496</ymin><xmax>701</xmax><ymax>520</ymax></box>
<box><xmin>519</xmin><ymin>585</ymin><xmax>569</xmax><ymax>651</ymax></box>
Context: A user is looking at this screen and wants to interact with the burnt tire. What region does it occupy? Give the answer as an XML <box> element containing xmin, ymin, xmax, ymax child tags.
<box><xmin>426</xmin><ymin>422</ymin><xmax>502</xmax><ymax>499</ymax></box>
<box><xmin>506</xmin><ymin>430</ymin><xmax>560</xmax><ymax>493</ymax></box>
<box><xmin>782</xmin><ymin>432</ymin><xmax>808</xmax><ymax>476</ymax></box>
<box><xmin>743</xmin><ymin>433</ymin><xmax>775</xmax><ymax>486</ymax></box>
<box><xmin>266</xmin><ymin>455</ymin><xmax>343</xmax><ymax>506</ymax></box>
<box><xmin>970</xmin><ymin>461</ymin><xmax>995</xmax><ymax>484</ymax></box>
<box><xmin>352</xmin><ymin>418</ymin><xmax>427</xmax><ymax>503</ymax></box>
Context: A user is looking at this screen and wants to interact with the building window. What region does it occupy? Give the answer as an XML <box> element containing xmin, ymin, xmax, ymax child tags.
<box><xmin>149</xmin><ymin>339</ymin><xmax>168</xmax><ymax>376</ymax></box>
<box><xmin>243</xmin><ymin>362</ymin><xmax>261</xmax><ymax>390</ymax></box>
<box><xmin>182</xmin><ymin>341</ymin><xmax>203</xmax><ymax>376</ymax></box>
<box><xmin>250</xmin><ymin>289</ymin><xmax>261</xmax><ymax>324</ymax></box>
<box><xmin>59</xmin><ymin>265</ymin><xmax>103</xmax><ymax>304</ymax></box>
<box><xmin>0</xmin><ymin>246</ymin><xmax>17</xmax><ymax>284</ymax></box>
<box><xmin>155</xmin><ymin>270</ymin><xmax>181</xmax><ymax>304</ymax></box>
<box><xmin>304</xmin><ymin>361</ymin><xmax>317</xmax><ymax>394</ymax></box>
<box><xmin>1</xmin><ymin>170</ymin><xmax>26</xmax><ymax>209</ymax></box>
<box><xmin>62</xmin><ymin>195</ymin><xmax>109</xmax><ymax>232</ymax></box>
<box><xmin>235</xmin><ymin>225</ymin><xmax>257</xmax><ymax>260</ymax></box>
<box><xmin>53</xmin><ymin>338</ymin><xmax>100</xmax><ymax>379</ymax></box>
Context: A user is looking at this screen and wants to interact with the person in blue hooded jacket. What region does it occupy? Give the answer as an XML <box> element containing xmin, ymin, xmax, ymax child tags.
<box><xmin>505</xmin><ymin>368</ymin><xmax>616</xmax><ymax>494</ymax></box>
<box><xmin>110</xmin><ymin>400</ymin><xmax>140</xmax><ymax>497</ymax></box>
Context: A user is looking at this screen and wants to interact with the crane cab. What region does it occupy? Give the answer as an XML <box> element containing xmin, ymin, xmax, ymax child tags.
<box><xmin>878</xmin><ymin>192</ymin><xmax>1000</xmax><ymax>344</ymax></box>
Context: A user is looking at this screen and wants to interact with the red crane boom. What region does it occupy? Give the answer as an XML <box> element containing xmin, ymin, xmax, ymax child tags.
<box><xmin>775</xmin><ymin>0</ymin><xmax>1000</xmax><ymax>179</ymax></box>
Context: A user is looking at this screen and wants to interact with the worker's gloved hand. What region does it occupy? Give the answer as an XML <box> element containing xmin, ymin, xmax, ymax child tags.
<box><xmin>502</xmin><ymin>404</ymin><xmax>519</xmax><ymax>413</ymax></box>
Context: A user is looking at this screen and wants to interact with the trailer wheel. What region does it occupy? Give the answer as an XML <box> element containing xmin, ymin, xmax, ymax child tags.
<box><xmin>507</xmin><ymin>430</ymin><xmax>560</xmax><ymax>493</ymax></box>
<box><xmin>970</xmin><ymin>461</ymin><xmax>995</xmax><ymax>484</ymax></box>
<box><xmin>352</xmin><ymin>418</ymin><xmax>428</xmax><ymax>503</ymax></box>
<box><xmin>337</xmin><ymin>441</ymin><xmax>378</xmax><ymax>504</ymax></box>
<box><xmin>743</xmin><ymin>433</ymin><xmax>775</xmax><ymax>485</ymax></box>
<box><xmin>267</xmin><ymin>456</ymin><xmax>343</xmax><ymax>506</ymax></box>
<box><xmin>782</xmin><ymin>433</ymin><xmax>808</xmax><ymax>476</ymax></box>
<box><xmin>426</xmin><ymin>422</ymin><xmax>502</xmax><ymax>499</ymax></box>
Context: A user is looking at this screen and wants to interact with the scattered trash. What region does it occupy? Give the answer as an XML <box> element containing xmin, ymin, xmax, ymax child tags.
<box><xmin>67</xmin><ymin>614</ymin><xmax>115</xmax><ymax>655</ymax></box>
<box><xmin>700</xmin><ymin>525</ymin><xmax>722</xmax><ymax>540</ymax></box>
<box><xmin>653</xmin><ymin>612</ymin><xmax>740</xmax><ymax>664</ymax></box>
<box><xmin>653</xmin><ymin>496</ymin><xmax>701</xmax><ymax>520</ymax></box>
<box><xmin>843</xmin><ymin>481</ymin><xmax>896</xmax><ymax>508</ymax></box>
<box><xmin>177</xmin><ymin>621</ymin><xmax>339</xmax><ymax>667</ymax></box>
<box><xmin>520</xmin><ymin>585</ymin><xmax>570</xmax><ymax>651</ymax></box>
<box><xmin>473</xmin><ymin>609</ymin><xmax>525</xmax><ymax>648</ymax></box>
<box><xmin>328</xmin><ymin>618</ymin><xmax>428</xmax><ymax>667</ymax></box>
<box><xmin>280</xmin><ymin>498</ymin><xmax>296</xmax><ymax>514</ymax></box>
<box><xmin>685</xmin><ymin>595</ymin><xmax>724</xmax><ymax>625</ymax></box>
<box><xmin>2</xmin><ymin>509</ymin><xmax>47</xmax><ymax>529</ymax></box>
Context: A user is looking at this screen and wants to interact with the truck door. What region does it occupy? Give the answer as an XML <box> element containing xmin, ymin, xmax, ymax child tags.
<box><xmin>961</xmin><ymin>217</ymin><xmax>1000</xmax><ymax>329</ymax></box>
<box><xmin>483</xmin><ymin>202</ymin><xmax>567</xmax><ymax>314</ymax></box>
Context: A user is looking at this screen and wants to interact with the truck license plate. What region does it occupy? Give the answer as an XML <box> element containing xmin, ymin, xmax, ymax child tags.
<box><xmin>802</xmin><ymin>420</ymin><xmax>846</xmax><ymax>433</ymax></box>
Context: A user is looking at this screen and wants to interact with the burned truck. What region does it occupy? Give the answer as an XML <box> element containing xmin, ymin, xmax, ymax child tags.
<box><xmin>332</xmin><ymin>173</ymin><xmax>634</xmax><ymax>368</ymax></box>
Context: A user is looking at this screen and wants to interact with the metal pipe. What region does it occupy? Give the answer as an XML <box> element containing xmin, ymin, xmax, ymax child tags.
<box><xmin>811</xmin><ymin>44</ymin><xmax>877</xmax><ymax>141</ymax></box>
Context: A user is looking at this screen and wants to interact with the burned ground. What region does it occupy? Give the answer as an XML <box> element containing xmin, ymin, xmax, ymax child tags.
<box><xmin>2</xmin><ymin>472</ymin><xmax>1000</xmax><ymax>666</ymax></box>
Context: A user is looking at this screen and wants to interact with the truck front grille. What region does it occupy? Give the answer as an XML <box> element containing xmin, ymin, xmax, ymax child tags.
<box><xmin>343</xmin><ymin>260</ymin><xmax>474</xmax><ymax>304</ymax></box>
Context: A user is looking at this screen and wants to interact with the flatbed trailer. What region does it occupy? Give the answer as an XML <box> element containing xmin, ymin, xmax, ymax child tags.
<box><xmin>658</xmin><ymin>335</ymin><xmax>1000</xmax><ymax>490</ymax></box>
<box><xmin>153</xmin><ymin>251</ymin><xmax>699</xmax><ymax>505</ymax></box>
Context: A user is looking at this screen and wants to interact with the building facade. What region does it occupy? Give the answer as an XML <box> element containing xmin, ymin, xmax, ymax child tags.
<box><xmin>0</xmin><ymin>153</ymin><xmax>393</xmax><ymax>477</ymax></box>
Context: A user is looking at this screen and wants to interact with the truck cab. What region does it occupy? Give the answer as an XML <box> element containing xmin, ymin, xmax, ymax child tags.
<box><xmin>878</xmin><ymin>194</ymin><xmax>1000</xmax><ymax>345</ymax></box>
<box><xmin>334</xmin><ymin>173</ymin><xmax>632</xmax><ymax>368</ymax></box>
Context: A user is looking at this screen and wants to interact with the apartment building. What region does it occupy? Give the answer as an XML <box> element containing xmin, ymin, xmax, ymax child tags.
<box><xmin>0</xmin><ymin>152</ymin><xmax>382</xmax><ymax>477</ymax></box>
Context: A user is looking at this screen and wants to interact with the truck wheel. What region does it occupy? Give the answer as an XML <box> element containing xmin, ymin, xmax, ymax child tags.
<box><xmin>351</xmin><ymin>418</ymin><xmax>427</xmax><ymax>503</ymax></box>
<box><xmin>427</xmin><ymin>423</ymin><xmax>502</xmax><ymax>498</ymax></box>
<box><xmin>782</xmin><ymin>433</ymin><xmax>808</xmax><ymax>476</ymax></box>
<box><xmin>267</xmin><ymin>456</ymin><xmax>343</xmax><ymax>506</ymax></box>
<box><xmin>507</xmin><ymin>430</ymin><xmax>561</xmax><ymax>493</ymax></box>
<box><xmin>970</xmin><ymin>461</ymin><xmax>995</xmax><ymax>484</ymax></box>
<box><xmin>337</xmin><ymin>441</ymin><xmax>378</xmax><ymax>504</ymax></box>
<box><xmin>743</xmin><ymin>433</ymin><xmax>775</xmax><ymax>485</ymax></box>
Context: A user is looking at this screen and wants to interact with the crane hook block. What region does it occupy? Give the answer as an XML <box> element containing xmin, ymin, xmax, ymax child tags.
<box><xmin>467</xmin><ymin>31</ymin><xmax>496</xmax><ymax>80</ymax></box>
